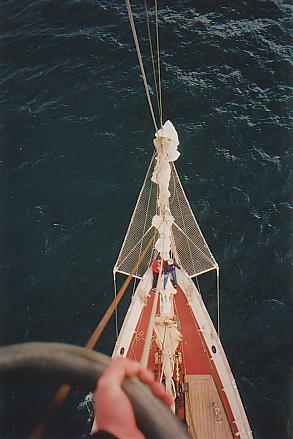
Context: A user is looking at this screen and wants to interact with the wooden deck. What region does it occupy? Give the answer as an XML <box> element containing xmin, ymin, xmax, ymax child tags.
<box><xmin>185</xmin><ymin>375</ymin><xmax>233</xmax><ymax>439</ymax></box>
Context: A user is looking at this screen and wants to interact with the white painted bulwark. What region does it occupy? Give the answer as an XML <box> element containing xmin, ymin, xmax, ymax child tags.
<box><xmin>112</xmin><ymin>269</ymin><xmax>152</xmax><ymax>357</ymax></box>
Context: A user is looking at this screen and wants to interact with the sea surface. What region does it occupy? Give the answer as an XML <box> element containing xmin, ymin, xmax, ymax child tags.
<box><xmin>0</xmin><ymin>1</ymin><xmax>292</xmax><ymax>438</ymax></box>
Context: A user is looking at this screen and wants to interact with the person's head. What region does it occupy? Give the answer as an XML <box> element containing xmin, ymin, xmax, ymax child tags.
<box><xmin>168</xmin><ymin>258</ymin><xmax>173</xmax><ymax>264</ymax></box>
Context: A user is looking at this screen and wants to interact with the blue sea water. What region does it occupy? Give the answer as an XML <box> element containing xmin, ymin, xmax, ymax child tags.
<box><xmin>0</xmin><ymin>1</ymin><xmax>292</xmax><ymax>438</ymax></box>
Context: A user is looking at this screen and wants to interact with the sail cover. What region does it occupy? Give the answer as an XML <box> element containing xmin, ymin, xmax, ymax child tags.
<box><xmin>114</xmin><ymin>124</ymin><xmax>218</xmax><ymax>279</ymax></box>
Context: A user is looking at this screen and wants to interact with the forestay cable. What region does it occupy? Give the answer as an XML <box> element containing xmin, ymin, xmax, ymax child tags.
<box><xmin>155</xmin><ymin>0</ymin><xmax>163</xmax><ymax>127</ymax></box>
<box><xmin>125</xmin><ymin>0</ymin><xmax>158</xmax><ymax>132</ymax></box>
<box><xmin>144</xmin><ymin>0</ymin><xmax>160</xmax><ymax>119</ymax></box>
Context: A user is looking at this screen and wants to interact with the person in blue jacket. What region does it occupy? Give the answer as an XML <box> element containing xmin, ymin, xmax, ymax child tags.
<box><xmin>163</xmin><ymin>258</ymin><xmax>180</xmax><ymax>289</ymax></box>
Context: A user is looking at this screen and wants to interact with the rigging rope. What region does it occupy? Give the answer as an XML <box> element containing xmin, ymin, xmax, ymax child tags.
<box><xmin>125</xmin><ymin>0</ymin><xmax>158</xmax><ymax>131</ymax></box>
<box><xmin>217</xmin><ymin>266</ymin><xmax>220</xmax><ymax>338</ymax></box>
<box><xmin>113</xmin><ymin>273</ymin><xmax>118</xmax><ymax>339</ymax></box>
<box><xmin>155</xmin><ymin>0</ymin><xmax>163</xmax><ymax>127</ymax></box>
<box><xmin>144</xmin><ymin>0</ymin><xmax>160</xmax><ymax>119</ymax></box>
<box><xmin>195</xmin><ymin>276</ymin><xmax>201</xmax><ymax>295</ymax></box>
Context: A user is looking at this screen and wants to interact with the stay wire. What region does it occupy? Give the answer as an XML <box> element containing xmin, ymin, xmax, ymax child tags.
<box><xmin>125</xmin><ymin>0</ymin><xmax>158</xmax><ymax>132</ymax></box>
<box><xmin>113</xmin><ymin>273</ymin><xmax>118</xmax><ymax>339</ymax></box>
<box><xmin>216</xmin><ymin>267</ymin><xmax>220</xmax><ymax>338</ymax></box>
<box><xmin>155</xmin><ymin>0</ymin><xmax>163</xmax><ymax>127</ymax></box>
<box><xmin>144</xmin><ymin>0</ymin><xmax>160</xmax><ymax>121</ymax></box>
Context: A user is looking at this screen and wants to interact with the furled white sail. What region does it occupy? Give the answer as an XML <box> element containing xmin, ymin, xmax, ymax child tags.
<box><xmin>151</xmin><ymin>120</ymin><xmax>179</xmax><ymax>259</ymax></box>
<box><xmin>154</xmin><ymin>315</ymin><xmax>182</xmax><ymax>398</ymax></box>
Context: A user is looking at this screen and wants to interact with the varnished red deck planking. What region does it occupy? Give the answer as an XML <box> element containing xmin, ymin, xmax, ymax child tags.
<box><xmin>174</xmin><ymin>286</ymin><xmax>211</xmax><ymax>374</ymax></box>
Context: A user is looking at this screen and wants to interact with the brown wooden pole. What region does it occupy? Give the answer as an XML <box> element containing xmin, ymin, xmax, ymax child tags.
<box><xmin>141</xmin><ymin>257</ymin><xmax>164</xmax><ymax>368</ymax></box>
<box><xmin>30</xmin><ymin>232</ymin><xmax>156</xmax><ymax>439</ymax></box>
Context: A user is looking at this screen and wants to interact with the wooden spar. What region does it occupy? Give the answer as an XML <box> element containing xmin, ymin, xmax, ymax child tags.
<box><xmin>30</xmin><ymin>232</ymin><xmax>156</xmax><ymax>439</ymax></box>
<box><xmin>140</xmin><ymin>257</ymin><xmax>164</xmax><ymax>368</ymax></box>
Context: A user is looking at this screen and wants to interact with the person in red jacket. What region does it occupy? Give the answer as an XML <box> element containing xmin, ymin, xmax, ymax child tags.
<box><xmin>151</xmin><ymin>255</ymin><xmax>162</xmax><ymax>292</ymax></box>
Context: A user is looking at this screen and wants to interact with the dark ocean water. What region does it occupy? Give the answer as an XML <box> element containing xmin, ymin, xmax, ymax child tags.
<box><xmin>1</xmin><ymin>1</ymin><xmax>292</xmax><ymax>438</ymax></box>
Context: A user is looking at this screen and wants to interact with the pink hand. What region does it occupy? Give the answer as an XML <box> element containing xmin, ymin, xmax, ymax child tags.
<box><xmin>93</xmin><ymin>357</ymin><xmax>173</xmax><ymax>439</ymax></box>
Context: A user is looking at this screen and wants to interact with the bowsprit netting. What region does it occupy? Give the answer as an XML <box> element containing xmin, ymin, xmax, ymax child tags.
<box><xmin>169</xmin><ymin>163</ymin><xmax>218</xmax><ymax>277</ymax></box>
<box><xmin>114</xmin><ymin>154</ymin><xmax>158</xmax><ymax>279</ymax></box>
<box><xmin>113</xmin><ymin>156</ymin><xmax>218</xmax><ymax>279</ymax></box>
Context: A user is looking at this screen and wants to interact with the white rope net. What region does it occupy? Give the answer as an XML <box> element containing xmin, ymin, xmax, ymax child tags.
<box><xmin>113</xmin><ymin>155</ymin><xmax>158</xmax><ymax>279</ymax></box>
<box><xmin>114</xmin><ymin>152</ymin><xmax>217</xmax><ymax>279</ymax></box>
<box><xmin>169</xmin><ymin>164</ymin><xmax>218</xmax><ymax>277</ymax></box>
